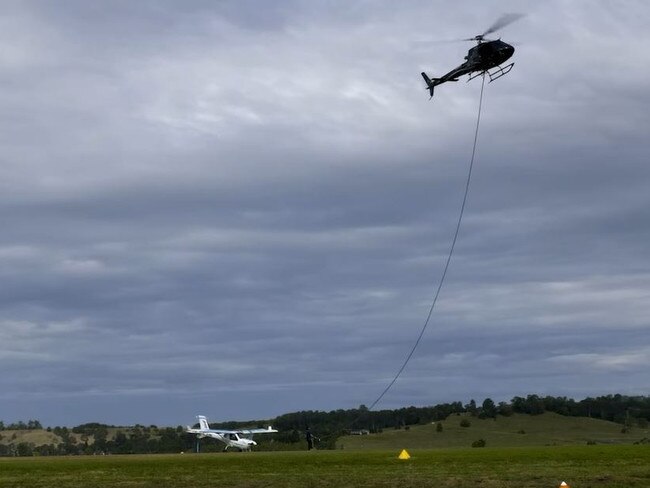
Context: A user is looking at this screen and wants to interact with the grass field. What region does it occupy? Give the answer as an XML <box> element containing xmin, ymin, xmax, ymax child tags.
<box><xmin>0</xmin><ymin>445</ymin><xmax>649</xmax><ymax>487</ymax></box>
<box><xmin>338</xmin><ymin>412</ymin><xmax>650</xmax><ymax>450</ymax></box>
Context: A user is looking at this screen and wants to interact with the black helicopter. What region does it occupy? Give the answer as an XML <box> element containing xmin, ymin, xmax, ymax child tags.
<box><xmin>421</xmin><ymin>13</ymin><xmax>523</xmax><ymax>98</ymax></box>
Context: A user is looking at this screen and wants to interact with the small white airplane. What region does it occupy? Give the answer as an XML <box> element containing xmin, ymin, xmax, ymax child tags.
<box><xmin>186</xmin><ymin>415</ymin><xmax>278</xmax><ymax>452</ymax></box>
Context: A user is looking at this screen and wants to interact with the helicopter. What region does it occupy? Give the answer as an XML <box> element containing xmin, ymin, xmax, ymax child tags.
<box><xmin>421</xmin><ymin>13</ymin><xmax>523</xmax><ymax>98</ymax></box>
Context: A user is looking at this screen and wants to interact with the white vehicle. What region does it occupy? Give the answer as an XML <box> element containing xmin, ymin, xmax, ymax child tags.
<box><xmin>186</xmin><ymin>415</ymin><xmax>277</xmax><ymax>452</ymax></box>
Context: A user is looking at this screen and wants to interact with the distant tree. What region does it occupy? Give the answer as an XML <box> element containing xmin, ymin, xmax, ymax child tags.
<box><xmin>512</xmin><ymin>395</ymin><xmax>544</xmax><ymax>415</ymax></box>
<box><xmin>497</xmin><ymin>401</ymin><xmax>514</xmax><ymax>417</ymax></box>
<box><xmin>449</xmin><ymin>402</ymin><xmax>464</xmax><ymax>415</ymax></box>
<box><xmin>35</xmin><ymin>444</ymin><xmax>56</xmax><ymax>456</ymax></box>
<box><xmin>525</xmin><ymin>395</ymin><xmax>545</xmax><ymax>415</ymax></box>
<box><xmin>511</xmin><ymin>396</ymin><xmax>526</xmax><ymax>413</ymax></box>
<box><xmin>436</xmin><ymin>423</ymin><xmax>443</xmax><ymax>433</ymax></box>
<box><xmin>152</xmin><ymin>427</ymin><xmax>186</xmax><ymax>453</ymax></box>
<box><xmin>80</xmin><ymin>434</ymin><xmax>89</xmax><ymax>451</ymax></box>
<box><xmin>480</xmin><ymin>398</ymin><xmax>497</xmax><ymax>419</ymax></box>
<box><xmin>8</xmin><ymin>421</ymin><xmax>27</xmax><ymax>430</ymax></box>
<box><xmin>16</xmin><ymin>442</ymin><xmax>34</xmax><ymax>456</ymax></box>
<box><xmin>112</xmin><ymin>432</ymin><xmax>130</xmax><ymax>454</ymax></box>
<box><xmin>93</xmin><ymin>426</ymin><xmax>108</xmax><ymax>452</ymax></box>
<box><xmin>275</xmin><ymin>429</ymin><xmax>301</xmax><ymax>444</ymax></box>
<box><xmin>465</xmin><ymin>399</ymin><xmax>478</xmax><ymax>416</ymax></box>
<box><xmin>460</xmin><ymin>418</ymin><xmax>471</xmax><ymax>428</ymax></box>
<box><xmin>541</xmin><ymin>396</ymin><xmax>574</xmax><ymax>415</ymax></box>
<box><xmin>129</xmin><ymin>426</ymin><xmax>151</xmax><ymax>453</ymax></box>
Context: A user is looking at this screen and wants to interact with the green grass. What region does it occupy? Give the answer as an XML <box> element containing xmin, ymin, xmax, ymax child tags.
<box><xmin>338</xmin><ymin>413</ymin><xmax>650</xmax><ymax>450</ymax></box>
<box><xmin>2</xmin><ymin>414</ymin><xmax>648</xmax><ymax>487</ymax></box>
<box><xmin>0</xmin><ymin>446</ymin><xmax>649</xmax><ymax>487</ymax></box>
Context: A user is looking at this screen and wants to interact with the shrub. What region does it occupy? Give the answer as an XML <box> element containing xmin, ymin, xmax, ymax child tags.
<box><xmin>460</xmin><ymin>418</ymin><xmax>471</xmax><ymax>428</ymax></box>
<box><xmin>471</xmin><ymin>438</ymin><xmax>486</xmax><ymax>448</ymax></box>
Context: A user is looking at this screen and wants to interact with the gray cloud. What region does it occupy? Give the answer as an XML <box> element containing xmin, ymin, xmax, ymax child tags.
<box><xmin>1</xmin><ymin>0</ymin><xmax>649</xmax><ymax>426</ymax></box>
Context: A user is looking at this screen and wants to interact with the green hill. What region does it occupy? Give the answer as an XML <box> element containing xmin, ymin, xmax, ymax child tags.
<box><xmin>3</xmin><ymin>411</ymin><xmax>649</xmax><ymax>456</ymax></box>
<box><xmin>0</xmin><ymin>429</ymin><xmax>64</xmax><ymax>446</ymax></box>
<box><xmin>337</xmin><ymin>412</ymin><xmax>650</xmax><ymax>450</ymax></box>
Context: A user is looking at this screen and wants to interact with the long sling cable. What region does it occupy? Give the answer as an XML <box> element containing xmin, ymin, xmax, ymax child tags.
<box><xmin>367</xmin><ymin>74</ymin><xmax>487</xmax><ymax>411</ymax></box>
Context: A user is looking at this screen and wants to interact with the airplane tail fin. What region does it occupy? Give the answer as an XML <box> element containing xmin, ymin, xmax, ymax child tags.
<box><xmin>197</xmin><ymin>415</ymin><xmax>210</xmax><ymax>431</ymax></box>
<box><xmin>421</xmin><ymin>72</ymin><xmax>442</xmax><ymax>99</ymax></box>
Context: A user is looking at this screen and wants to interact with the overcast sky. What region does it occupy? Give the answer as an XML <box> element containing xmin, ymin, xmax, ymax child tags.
<box><xmin>1</xmin><ymin>0</ymin><xmax>649</xmax><ymax>427</ymax></box>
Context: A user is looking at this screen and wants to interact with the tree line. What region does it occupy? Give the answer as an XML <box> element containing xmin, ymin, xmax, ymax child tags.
<box><xmin>219</xmin><ymin>394</ymin><xmax>650</xmax><ymax>433</ymax></box>
<box><xmin>2</xmin><ymin>393</ymin><xmax>649</xmax><ymax>456</ymax></box>
<box><xmin>0</xmin><ymin>420</ymin><xmax>43</xmax><ymax>430</ymax></box>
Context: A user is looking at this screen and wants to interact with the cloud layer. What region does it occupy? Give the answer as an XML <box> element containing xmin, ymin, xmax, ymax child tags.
<box><xmin>1</xmin><ymin>0</ymin><xmax>649</xmax><ymax>426</ymax></box>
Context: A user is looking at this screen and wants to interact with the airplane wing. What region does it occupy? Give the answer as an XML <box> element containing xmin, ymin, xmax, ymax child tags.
<box><xmin>188</xmin><ymin>427</ymin><xmax>277</xmax><ymax>435</ymax></box>
<box><xmin>186</xmin><ymin>415</ymin><xmax>278</xmax><ymax>436</ymax></box>
<box><xmin>237</xmin><ymin>426</ymin><xmax>278</xmax><ymax>435</ymax></box>
<box><xmin>200</xmin><ymin>431</ymin><xmax>226</xmax><ymax>440</ymax></box>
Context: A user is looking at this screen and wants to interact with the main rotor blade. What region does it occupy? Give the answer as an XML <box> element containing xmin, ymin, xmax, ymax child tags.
<box><xmin>411</xmin><ymin>37</ymin><xmax>466</xmax><ymax>45</ymax></box>
<box><xmin>410</xmin><ymin>38</ymin><xmax>465</xmax><ymax>51</ymax></box>
<box><xmin>482</xmin><ymin>13</ymin><xmax>524</xmax><ymax>37</ymax></box>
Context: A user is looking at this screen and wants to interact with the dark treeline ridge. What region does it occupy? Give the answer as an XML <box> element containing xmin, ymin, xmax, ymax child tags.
<box><xmin>0</xmin><ymin>420</ymin><xmax>43</xmax><ymax>430</ymax></box>
<box><xmin>219</xmin><ymin>393</ymin><xmax>650</xmax><ymax>433</ymax></box>
<box><xmin>1</xmin><ymin>393</ymin><xmax>649</xmax><ymax>456</ymax></box>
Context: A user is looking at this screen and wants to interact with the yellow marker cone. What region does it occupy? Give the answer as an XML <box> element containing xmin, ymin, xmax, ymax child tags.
<box><xmin>559</xmin><ymin>482</ymin><xmax>570</xmax><ymax>488</ymax></box>
<box><xmin>398</xmin><ymin>449</ymin><xmax>411</xmax><ymax>460</ymax></box>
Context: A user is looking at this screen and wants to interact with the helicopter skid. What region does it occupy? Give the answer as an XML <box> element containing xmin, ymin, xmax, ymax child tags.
<box><xmin>467</xmin><ymin>62</ymin><xmax>514</xmax><ymax>83</ymax></box>
<box><xmin>487</xmin><ymin>62</ymin><xmax>514</xmax><ymax>82</ymax></box>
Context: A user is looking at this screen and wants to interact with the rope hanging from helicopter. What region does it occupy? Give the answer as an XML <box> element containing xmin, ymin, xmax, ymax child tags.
<box><xmin>360</xmin><ymin>12</ymin><xmax>524</xmax><ymax>415</ymax></box>
<box><xmin>367</xmin><ymin>73</ymin><xmax>487</xmax><ymax>411</ymax></box>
